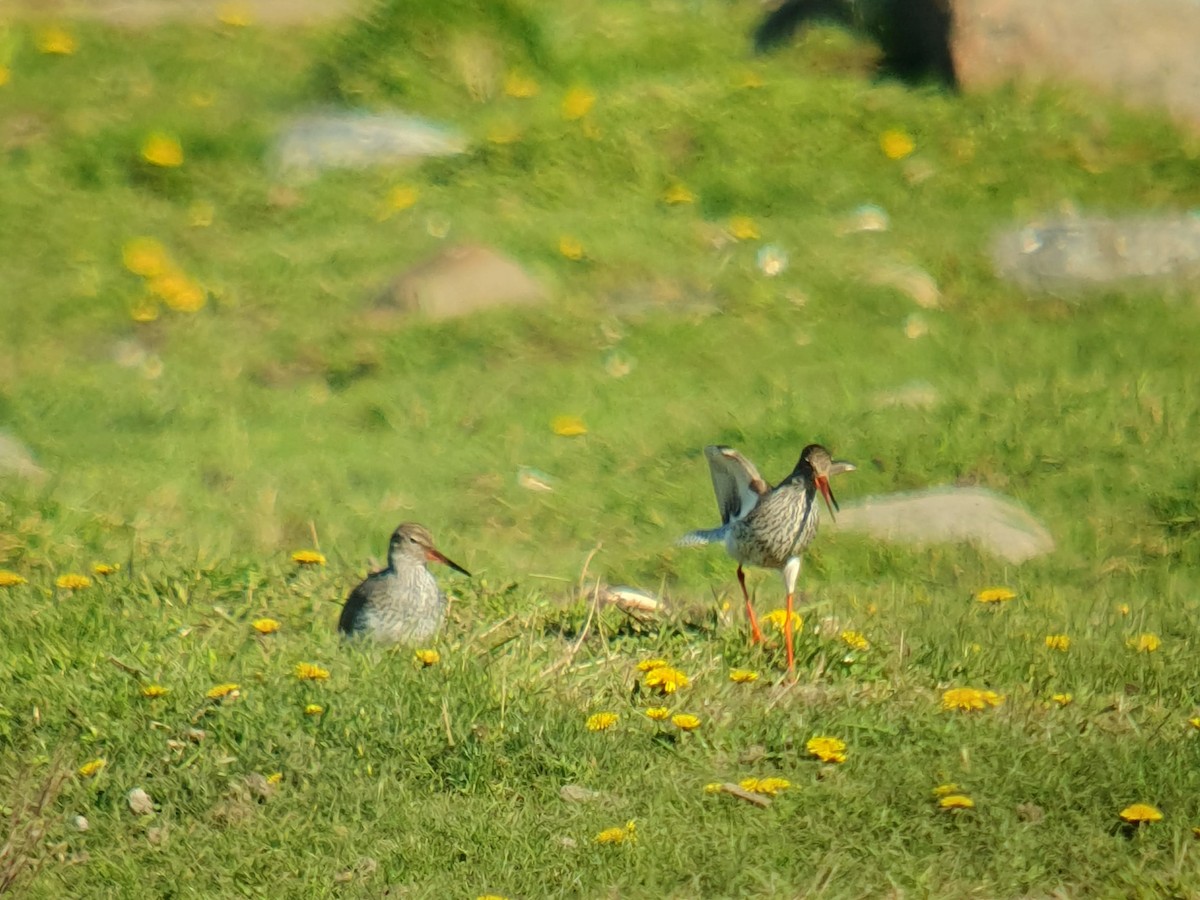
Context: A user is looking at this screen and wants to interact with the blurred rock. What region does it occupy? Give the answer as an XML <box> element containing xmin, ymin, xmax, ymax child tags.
<box><xmin>559</xmin><ymin>784</ymin><xmax>607</xmax><ymax>803</ymax></box>
<box><xmin>127</xmin><ymin>787</ymin><xmax>154</xmax><ymax>816</ymax></box>
<box><xmin>992</xmin><ymin>214</ymin><xmax>1200</xmax><ymax>293</ymax></box>
<box><xmin>594</xmin><ymin>584</ymin><xmax>660</xmax><ymax>616</ymax></box>
<box><xmin>868</xmin><ymin>263</ymin><xmax>940</xmax><ymax>308</ymax></box>
<box><xmin>270</xmin><ymin>112</ymin><xmax>465</xmax><ymax>179</ymax></box>
<box><xmin>833</xmin><ymin>486</ymin><xmax>1054</xmax><ymax>563</ymax></box>
<box><xmin>951</xmin><ymin>0</ymin><xmax>1200</xmax><ymax>133</ymax></box>
<box><xmin>838</xmin><ymin>204</ymin><xmax>890</xmax><ymax>235</ymax></box>
<box><xmin>375</xmin><ymin>244</ymin><xmax>545</xmax><ymax>320</ymax></box>
<box><xmin>0</xmin><ymin>432</ymin><xmax>45</xmax><ymax>482</ymax></box>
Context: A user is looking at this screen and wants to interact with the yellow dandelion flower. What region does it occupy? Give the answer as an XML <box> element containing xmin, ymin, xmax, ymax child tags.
<box><xmin>728</xmin><ymin>216</ymin><xmax>760</xmax><ymax>241</ymax></box>
<box><xmin>551</xmin><ymin>414</ymin><xmax>587</xmax><ymax>436</ymax></box>
<box><xmin>92</xmin><ymin>562</ymin><xmax>119</xmax><ymax>576</ymax></box>
<box><xmin>291</xmin><ymin>550</ymin><xmax>326</xmax><ymax>566</ymax></box>
<box><xmin>56</xmin><ymin>574</ymin><xmax>92</xmax><ymax>590</ymax></box>
<box><xmin>561</xmin><ymin>86</ymin><xmax>595</xmax><ymax>120</ymax></box>
<box><xmin>206</xmin><ymin>682</ymin><xmax>240</xmax><ymax>700</ymax></box>
<box><xmin>294</xmin><ymin>663</ymin><xmax>330</xmax><ymax>681</ymax></box>
<box><xmin>932</xmin><ymin>783</ymin><xmax>960</xmax><ymax>797</ymax></box>
<box><xmin>266</xmin><ymin>772</ymin><xmax>283</xmax><ymax>784</ymax></box>
<box><xmin>594</xmin><ymin>820</ymin><xmax>636</xmax><ymax>845</ymax></box>
<box><xmin>662</xmin><ymin>183</ymin><xmax>695</xmax><ymax>205</ymax></box>
<box><xmin>756</xmin><ymin>777</ymin><xmax>791</xmax><ymax>796</ymax></box>
<box><xmin>939</xmin><ymin>794</ymin><xmax>974</xmax><ymax>810</ymax></box>
<box><xmin>558</xmin><ymin>236</ymin><xmax>585</xmax><ymax>261</ymax></box>
<box><xmin>1044</xmin><ymin>634</ymin><xmax>1070</xmax><ymax>652</ymax></box>
<box><xmin>738</xmin><ymin>777</ymin><xmax>790</xmax><ymax>796</ymax></box>
<box><xmin>880</xmin><ymin>129</ymin><xmax>915</xmax><ymax>160</ymax></box>
<box><xmin>141</xmin><ymin>133</ymin><xmax>184</xmax><ymax>168</ymax></box>
<box><xmin>140</xmin><ymin>684</ymin><xmax>169</xmax><ymax>699</ymax></box>
<box><xmin>252</xmin><ymin>618</ymin><xmax>281</xmax><ymax>635</ymax></box>
<box><xmin>387</xmin><ymin>185</ymin><xmax>419</xmax><ymax>212</ymax></box>
<box><xmin>806</xmin><ymin>736</ymin><xmax>847</xmax><ymax>764</ymax></box>
<box><xmin>976</xmin><ymin>587</ymin><xmax>1016</xmax><ymax>604</ymax></box>
<box><xmin>304</xmin><ymin>704</ymin><xmax>324</xmax><ymax>716</ymax></box>
<box><xmin>1189</xmin><ymin>716</ymin><xmax>1200</xmax><ymax>730</ymax></box>
<box><xmin>216</xmin><ymin>3</ymin><xmax>252</xmax><ymax>26</ymax></box>
<box><xmin>644</xmin><ymin>706</ymin><xmax>670</xmax><ymax>721</ymax></box>
<box><xmin>77</xmin><ymin>759</ymin><xmax>106</xmax><ymax>778</ymax></box>
<box><xmin>941</xmin><ymin>687</ymin><xmax>1005</xmax><ymax>712</ymax></box>
<box><xmin>643</xmin><ymin>666</ymin><xmax>689</xmax><ymax>694</ymax></box>
<box><xmin>1051</xmin><ymin>693</ymin><xmax>1073</xmax><ymax>706</ymax></box>
<box><xmin>1128</xmin><ymin>633</ymin><xmax>1161</xmax><ymax>653</ymax></box>
<box><xmin>586</xmin><ymin>712</ymin><xmax>619</xmax><ymax>732</ymax></box>
<box><xmin>703</xmin><ymin>782</ymin><xmax>725</xmax><ymax>794</ymax></box>
<box><xmin>729</xmin><ymin>668</ymin><xmax>759</xmax><ymax>684</ymax></box>
<box><xmin>37</xmin><ymin>26</ymin><xmax>77</xmax><ymax>55</ymax></box>
<box><xmin>671</xmin><ymin>713</ymin><xmax>701</xmax><ymax>731</ymax></box>
<box><xmin>637</xmin><ymin>658</ymin><xmax>668</xmax><ymax>672</ymax></box>
<box><xmin>414</xmin><ymin>648</ymin><xmax>440</xmax><ymax>666</ymax></box>
<box><xmin>760</xmin><ymin>608</ymin><xmax>802</xmax><ymax>634</ymax></box>
<box><xmin>0</xmin><ymin>570</ymin><xmax>27</xmax><ymax>587</ymax></box>
<box><xmin>1117</xmin><ymin>603</ymin><xmax>1131</xmax><ymax>616</ymax></box>
<box><xmin>148</xmin><ymin>272</ymin><xmax>205</xmax><ymax>313</ymax></box>
<box><xmin>503</xmin><ymin>71</ymin><xmax>539</xmax><ymax>98</ymax></box>
<box><xmin>122</xmin><ymin>237</ymin><xmax>172</xmax><ymax>278</ymax></box>
<box><xmin>841</xmin><ymin>630</ymin><xmax>870</xmax><ymax>652</ymax></box>
<box><xmin>1119</xmin><ymin>803</ymin><xmax>1163</xmax><ymax>823</ymax></box>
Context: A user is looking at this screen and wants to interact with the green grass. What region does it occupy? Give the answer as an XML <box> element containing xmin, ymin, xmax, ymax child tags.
<box><xmin>3</xmin><ymin>1</ymin><xmax>1200</xmax><ymax>895</ymax></box>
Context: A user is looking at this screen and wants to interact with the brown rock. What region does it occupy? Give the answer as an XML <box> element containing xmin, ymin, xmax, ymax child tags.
<box><xmin>951</xmin><ymin>0</ymin><xmax>1200</xmax><ymax>133</ymax></box>
<box><xmin>376</xmin><ymin>244</ymin><xmax>546</xmax><ymax>320</ymax></box>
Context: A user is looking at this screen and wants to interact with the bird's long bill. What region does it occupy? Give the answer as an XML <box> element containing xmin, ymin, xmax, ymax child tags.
<box><xmin>426</xmin><ymin>548</ymin><xmax>471</xmax><ymax>577</ymax></box>
<box><xmin>816</xmin><ymin>474</ymin><xmax>839</xmax><ymax>520</ymax></box>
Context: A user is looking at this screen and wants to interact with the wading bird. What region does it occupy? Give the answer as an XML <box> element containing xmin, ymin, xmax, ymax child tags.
<box><xmin>680</xmin><ymin>444</ymin><xmax>854</xmax><ymax>673</ymax></box>
<box><xmin>338</xmin><ymin>523</ymin><xmax>470</xmax><ymax>644</ymax></box>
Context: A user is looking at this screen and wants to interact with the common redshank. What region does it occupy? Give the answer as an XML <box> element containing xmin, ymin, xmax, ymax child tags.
<box><xmin>338</xmin><ymin>523</ymin><xmax>471</xmax><ymax>644</ymax></box>
<box><xmin>680</xmin><ymin>444</ymin><xmax>855</xmax><ymax>672</ymax></box>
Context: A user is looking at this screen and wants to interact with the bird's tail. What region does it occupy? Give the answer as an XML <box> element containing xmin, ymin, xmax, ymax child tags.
<box><xmin>677</xmin><ymin>526</ymin><xmax>728</xmax><ymax>548</ymax></box>
<box><xmin>753</xmin><ymin>0</ymin><xmax>857</xmax><ymax>54</ymax></box>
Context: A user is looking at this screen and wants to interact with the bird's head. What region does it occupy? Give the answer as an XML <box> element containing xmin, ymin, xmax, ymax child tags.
<box><xmin>797</xmin><ymin>444</ymin><xmax>856</xmax><ymax>520</ymax></box>
<box><xmin>389</xmin><ymin>523</ymin><xmax>471</xmax><ymax>576</ymax></box>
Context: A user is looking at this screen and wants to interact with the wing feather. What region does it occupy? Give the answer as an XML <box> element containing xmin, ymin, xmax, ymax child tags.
<box><xmin>704</xmin><ymin>445</ymin><xmax>770</xmax><ymax>525</ymax></box>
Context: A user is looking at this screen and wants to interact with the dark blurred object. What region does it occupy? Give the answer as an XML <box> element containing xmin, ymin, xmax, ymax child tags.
<box><xmin>992</xmin><ymin>214</ymin><xmax>1200</xmax><ymax>294</ymax></box>
<box><xmin>952</xmin><ymin>0</ymin><xmax>1200</xmax><ymax>135</ymax></box>
<box><xmin>754</xmin><ymin>0</ymin><xmax>956</xmax><ymax>86</ymax></box>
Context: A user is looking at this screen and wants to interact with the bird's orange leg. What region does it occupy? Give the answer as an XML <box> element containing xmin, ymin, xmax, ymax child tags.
<box><xmin>737</xmin><ymin>565</ymin><xmax>763</xmax><ymax>644</ymax></box>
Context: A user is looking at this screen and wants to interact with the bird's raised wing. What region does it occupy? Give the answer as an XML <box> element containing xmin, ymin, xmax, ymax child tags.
<box><xmin>705</xmin><ymin>445</ymin><xmax>770</xmax><ymax>525</ymax></box>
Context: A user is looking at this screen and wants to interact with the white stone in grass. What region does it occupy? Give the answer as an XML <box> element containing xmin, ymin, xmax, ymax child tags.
<box><xmin>71</xmin><ymin>815</ymin><xmax>89</xmax><ymax>832</ymax></box>
<box><xmin>0</xmin><ymin>432</ymin><xmax>45</xmax><ymax>482</ymax></box>
<box><xmin>832</xmin><ymin>486</ymin><xmax>1054</xmax><ymax>564</ymax></box>
<box><xmin>127</xmin><ymin>787</ymin><xmax>154</xmax><ymax>816</ymax></box>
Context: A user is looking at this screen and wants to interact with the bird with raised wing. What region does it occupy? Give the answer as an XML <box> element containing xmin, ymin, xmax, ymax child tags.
<box><xmin>680</xmin><ymin>443</ymin><xmax>855</xmax><ymax>672</ymax></box>
<box><xmin>338</xmin><ymin>523</ymin><xmax>471</xmax><ymax>644</ymax></box>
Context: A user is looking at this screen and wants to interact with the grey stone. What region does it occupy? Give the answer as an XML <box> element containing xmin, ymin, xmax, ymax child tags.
<box><xmin>951</xmin><ymin>0</ymin><xmax>1200</xmax><ymax>133</ymax></box>
<box><xmin>271</xmin><ymin>112</ymin><xmax>465</xmax><ymax>180</ymax></box>
<box><xmin>993</xmin><ymin>214</ymin><xmax>1200</xmax><ymax>293</ymax></box>
<box><xmin>376</xmin><ymin>244</ymin><xmax>545</xmax><ymax>320</ymax></box>
<box><xmin>0</xmin><ymin>432</ymin><xmax>45</xmax><ymax>481</ymax></box>
<box><xmin>127</xmin><ymin>787</ymin><xmax>154</xmax><ymax>816</ymax></box>
<box><xmin>833</xmin><ymin>486</ymin><xmax>1054</xmax><ymax>564</ymax></box>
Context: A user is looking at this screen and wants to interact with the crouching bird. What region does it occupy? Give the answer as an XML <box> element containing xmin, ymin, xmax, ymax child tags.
<box><xmin>680</xmin><ymin>443</ymin><xmax>855</xmax><ymax>673</ymax></box>
<box><xmin>338</xmin><ymin>523</ymin><xmax>471</xmax><ymax>644</ymax></box>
